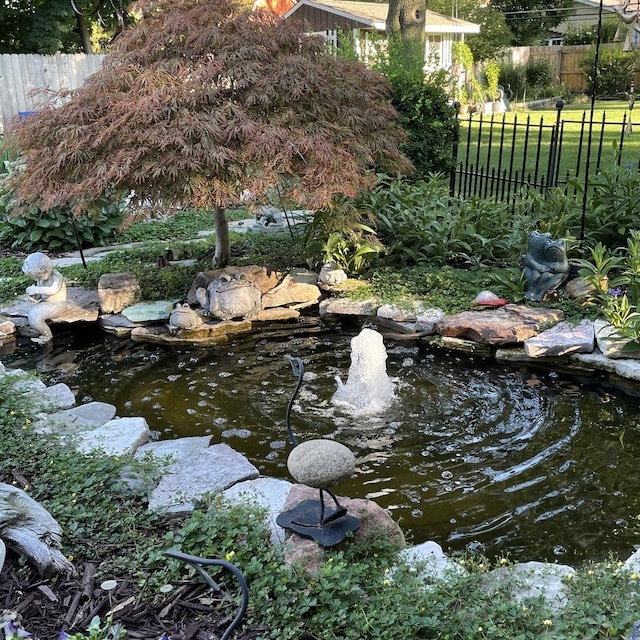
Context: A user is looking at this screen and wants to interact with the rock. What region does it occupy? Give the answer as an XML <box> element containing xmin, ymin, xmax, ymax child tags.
<box><xmin>0</xmin><ymin>483</ymin><xmax>74</xmax><ymax>575</ymax></box>
<box><xmin>377</xmin><ymin>301</ymin><xmax>429</xmax><ymax>322</ymax></box>
<box><xmin>624</xmin><ymin>548</ymin><xmax>640</xmax><ymax>574</ymax></box>
<box><xmin>565</xmin><ymin>277</ymin><xmax>597</xmax><ymax>300</ymax></box>
<box><xmin>131</xmin><ymin>319</ymin><xmax>253</xmax><ymax>346</ymax></box>
<box><xmin>261</xmin><ymin>270</ymin><xmax>321</xmax><ymax>308</ymax></box>
<box><xmin>398</xmin><ymin>541</ymin><xmax>466</xmax><ymax>581</ymax></box>
<box><xmin>287</xmin><ymin>439</ymin><xmax>355</xmax><ymax>489</ymax></box>
<box><xmin>280</xmin><ymin>485</ymin><xmax>405</xmax><ymax>572</ymax></box>
<box><xmin>72</xmin><ymin>417</ymin><xmax>151</xmax><ymax>457</ymax></box>
<box><xmin>629</xmin><ymin>621</ymin><xmax>640</xmax><ymax>640</ymax></box>
<box><xmin>524</xmin><ymin>320</ymin><xmax>595</xmax><ymax>357</ymax></box>
<box><xmin>36</xmin><ymin>383</ymin><xmax>76</xmax><ymax>412</ymax></box>
<box><xmin>0</xmin><ymin>538</ymin><xmax>5</xmax><ymax>573</ymax></box>
<box><xmin>142</xmin><ymin>442</ymin><xmax>260</xmax><ymax>515</ymax></box>
<box><xmin>37</xmin><ymin>401</ymin><xmax>117</xmax><ymax>434</ymax></box>
<box><xmin>437</xmin><ymin>336</ymin><xmax>495</xmax><ymax>357</ymax></box>
<box><xmin>225</xmin><ymin>477</ymin><xmax>294</xmax><ymax>546</ymax></box>
<box><xmin>594</xmin><ymin>320</ymin><xmax>640</xmax><ymax>359</ymax></box>
<box><xmin>0</xmin><ymin>319</ymin><xmax>16</xmax><ymax>338</ymax></box>
<box><xmin>319</xmin><ymin>297</ymin><xmax>379</xmax><ymax>316</ymax></box>
<box><xmin>474</xmin><ymin>290</ymin><xmax>508</xmax><ymax>307</ymax></box>
<box><xmin>97</xmin><ymin>272</ymin><xmax>141</xmax><ymax>314</ymax></box>
<box><xmin>121</xmin><ymin>300</ymin><xmax>180</xmax><ymax>323</ymax></box>
<box><xmin>255</xmin><ymin>308</ymin><xmax>300</xmax><ymax>321</ymax></box>
<box><xmin>481</xmin><ymin>561</ymin><xmax>574</xmax><ymax>613</ymax></box>
<box><xmin>437</xmin><ymin>305</ymin><xmax>564</xmax><ymax>346</ymax></box>
<box><xmin>571</xmin><ymin>350</ymin><xmax>640</xmax><ymax>382</ymax></box>
<box><xmin>99</xmin><ymin>314</ymin><xmax>141</xmax><ymax>337</ymax></box>
<box><xmin>415</xmin><ymin>308</ymin><xmax>446</xmax><ymax>334</ymax></box>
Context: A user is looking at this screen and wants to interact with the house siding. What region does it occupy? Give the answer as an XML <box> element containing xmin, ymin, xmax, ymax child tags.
<box><xmin>288</xmin><ymin>5</ymin><xmax>368</xmax><ymax>32</ymax></box>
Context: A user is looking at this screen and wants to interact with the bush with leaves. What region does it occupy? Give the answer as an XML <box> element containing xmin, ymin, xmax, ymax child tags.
<box><xmin>580</xmin><ymin>47</ymin><xmax>635</xmax><ymax>96</ymax></box>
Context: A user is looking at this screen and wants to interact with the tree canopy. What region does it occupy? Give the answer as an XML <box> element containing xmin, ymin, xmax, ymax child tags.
<box><xmin>489</xmin><ymin>0</ymin><xmax>575</xmax><ymax>46</ymax></box>
<box><xmin>7</xmin><ymin>0</ymin><xmax>411</xmax><ymax>264</ymax></box>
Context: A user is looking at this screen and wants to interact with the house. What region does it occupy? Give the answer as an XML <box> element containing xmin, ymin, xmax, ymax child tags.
<box><xmin>281</xmin><ymin>0</ymin><xmax>480</xmax><ymax>72</ymax></box>
<box><xmin>556</xmin><ymin>0</ymin><xmax>640</xmax><ymax>49</ymax></box>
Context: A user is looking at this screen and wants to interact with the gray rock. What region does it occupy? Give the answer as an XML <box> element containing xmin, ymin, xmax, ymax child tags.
<box><xmin>136</xmin><ymin>435</ymin><xmax>213</xmax><ymax>461</ymax></box>
<box><xmin>225</xmin><ymin>477</ymin><xmax>293</xmax><ymax>546</ymax></box>
<box><xmin>98</xmin><ymin>272</ymin><xmax>141</xmax><ymax>314</ymax></box>
<box><xmin>629</xmin><ymin>621</ymin><xmax>640</xmax><ymax>640</ymax></box>
<box><xmin>624</xmin><ymin>548</ymin><xmax>640</xmax><ymax>574</ymax></box>
<box><xmin>73</xmin><ymin>417</ymin><xmax>151</xmax><ymax>457</ymax></box>
<box><xmin>287</xmin><ymin>439</ymin><xmax>355</xmax><ymax>489</ymax></box>
<box><xmin>0</xmin><ymin>538</ymin><xmax>5</xmax><ymax>573</ymax></box>
<box><xmin>571</xmin><ymin>350</ymin><xmax>640</xmax><ymax>382</ymax></box>
<box><xmin>482</xmin><ymin>561</ymin><xmax>574</xmax><ymax>613</ymax></box>
<box><xmin>524</xmin><ymin>320</ymin><xmax>594</xmax><ymax>357</ymax></box>
<box><xmin>146</xmin><ymin>443</ymin><xmax>260</xmax><ymax>515</ymax></box>
<box><xmin>377</xmin><ymin>301</ymin><xmax>429</xmax><ymax>322</ymax></box>
<box><xmin>37</xmin><ymin>383</ymin><xmax>76</xmax><ymax>412</ymax></box>
<box><xmin>37</xmin><ymin>401</ymin><xmax>117</xmax><ymax>435</ymax></box>
<box><xmin>594</xmin><ymin>320</ymin><xmax>640</xmax><ymax>359</ymax></box>
<box><xmin>415</xmin><ymin>308</ymin><xmax>446</xmax><ymax>334</ymax></box>
<box><xmin>319</xmin><ymin>297</ymin><xmax>379</xmax><ymax>316</ymax></box>
<box><xmin>398</xmin><ymin>541</ymin><xmax>466</xmax><ymax>581</ymax></box>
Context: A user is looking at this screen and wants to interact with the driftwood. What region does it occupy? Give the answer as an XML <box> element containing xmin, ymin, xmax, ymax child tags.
<box><xmin>0</xmin><ymin>482</ymin><xmax>74</xmax><ymax>575</ymax></box>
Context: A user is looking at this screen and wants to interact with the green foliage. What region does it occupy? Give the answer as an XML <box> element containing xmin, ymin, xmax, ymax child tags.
<box><xmin>303</xmin><ymin>199</ymin><xmax>383</xmax><ymax>275</ymax></box>
<box><xmin>390</xmin><ymin>80</ymin><xmax>459</xmax><ymax>176</ymax></box>
<box><xmin>562</xmin><ymin>20</ymin><xmax>619</xmax><ymax>46</ymax></box>
<box><xmin>576</xmin><ymin>231</ymin><xmax>640</xmax><ymax>344</ymax></box>
<box><xmin>361</xmin><ymin>176</ymin><xmax>527</xmax><ymax>268</ymax></box>
<box><xmin>59</xmin><ymin>616</ymin><xmax>126</xmax><ymax>640</ymax></box>
<box><xmin>580</xmin><ymin>47</ymin><xmax>635</xmax><ymax>96</ymax></box>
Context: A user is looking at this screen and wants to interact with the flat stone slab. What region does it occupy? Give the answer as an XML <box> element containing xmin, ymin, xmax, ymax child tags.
<box><xmin>571</xmin><ymin>350</ymin><xmax>640</xmax><ymax>382</ymax></box>
<box><xmin>121</xmin><ymin>300</ymin><xmax>180</xmax><ymax>323</ymax></box>
<box><xmin>145</xmin><ymin>442</ymin><xmax>260</xmax><ymax>515</ymax></box>
<box><xmin>72</xmin><ymin>417</ymin><xmax>151</xmax><ymax>457</ymax></box>
<box><xmin>135</xmin><ymin>435</ymin><xmax>213</xmax><ymax>461</ymax></box>
<box><xmin>437</xmin><ymin>305</ymin><xmax>564</xmax><ymax>346</ymax></box>
<box><xmin>398</xmin><ymin>541</ymin><xmax>466</xmax><ymax>581</ymax></box>
<box><xmin>38</xmin><ymin>401</ymin><xmax>117</xmax><ymax>435</ymax></box>
<box><xmin>319</xmin><ymin>297</ymin><xmax>379</xmax><ymax>316</ymax></box>
<box><xmin>130</xmin><ymin>319</ymin><xmax>253</xmax><ymax>346</ymax></box>
<box><xmin>524</xmin><ymin>320</ymin><xmax>594</xmax><ymax>357</ymax></box>
<box><xmin>261</xmin><ymin>270</ymin><xmax>321</xmax><ymax>308</ymax></box>
<box><xmin>594</xmin><ymin>320</ymin><xmax>640</xmax><ymax>359</ymax></box>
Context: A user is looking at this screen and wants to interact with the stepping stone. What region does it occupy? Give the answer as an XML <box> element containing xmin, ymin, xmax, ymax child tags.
<box><xmin>37</xmin><ymin>401</ymin><xmax>117</xmax><ymax>434</ymax></box>
<box><xmin>524</xmin><ymin>320</ymin><xmax>594</xmax><ymax>357</ymax></box>
<box><xmin>73</xmin><ymin>417</ymin><xmax>151</xmax><ymax>457</ymax></box>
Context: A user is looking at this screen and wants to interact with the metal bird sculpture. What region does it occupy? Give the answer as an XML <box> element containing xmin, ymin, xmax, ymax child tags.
<box><xmin>276</xmin><ymin>355</ymin><xmax>360</xmax><ymax>547</ymax></box>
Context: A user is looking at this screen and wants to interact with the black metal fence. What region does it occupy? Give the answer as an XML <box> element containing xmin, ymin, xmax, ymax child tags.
<box><xmin>449</xmin><ymin>101</ymin><xmax>639</xmax><ymax>205</ymax></box>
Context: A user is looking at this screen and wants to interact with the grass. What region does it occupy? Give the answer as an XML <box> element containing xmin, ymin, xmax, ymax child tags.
<box><xmin>457</xmin><ymin>100</ymin><xmax>640</xmax><ymax>188</ymax></box>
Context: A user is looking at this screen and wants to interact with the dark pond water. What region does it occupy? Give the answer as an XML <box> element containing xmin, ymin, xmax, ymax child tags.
<box><xmin>4</xmin><ymin>319</ymin><xmax>640</xmax><ymax>564</ymax></box>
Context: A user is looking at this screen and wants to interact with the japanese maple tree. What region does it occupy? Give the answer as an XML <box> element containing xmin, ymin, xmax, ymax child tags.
<box><xmin>8</xmin><ymin>0</ymin><xmax>412</xmax><ymax>265</ymax></box>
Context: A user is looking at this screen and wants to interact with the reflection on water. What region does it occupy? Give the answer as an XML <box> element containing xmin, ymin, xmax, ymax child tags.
<box><xmin>4</xmin><ymin>322</ymin><xmax>640</xmax><ymax>563</ymax></box>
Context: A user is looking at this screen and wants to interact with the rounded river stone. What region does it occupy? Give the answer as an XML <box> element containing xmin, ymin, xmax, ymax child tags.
<box><xmin>287</xmin><ymin>439</ymin><xmax>355</xmax><ymax>489</ymax></box>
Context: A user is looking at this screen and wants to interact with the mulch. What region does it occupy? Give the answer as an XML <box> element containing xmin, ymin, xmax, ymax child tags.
<box><xmin>1</xmin><ymin>552</ymin><xmax>266</xmax><ymax>640</ymax></box>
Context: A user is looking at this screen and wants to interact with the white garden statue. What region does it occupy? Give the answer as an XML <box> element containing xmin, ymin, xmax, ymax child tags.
<box><xmin>22</xmin><ymin>252</ymin><xmax>68</xmax><ymax>344</ymax></box>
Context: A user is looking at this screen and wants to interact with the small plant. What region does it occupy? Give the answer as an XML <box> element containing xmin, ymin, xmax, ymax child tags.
<box><xmin>59</xmin><ymin>616</ymin><xmax>126</xmax><ymax>640</ymax></box>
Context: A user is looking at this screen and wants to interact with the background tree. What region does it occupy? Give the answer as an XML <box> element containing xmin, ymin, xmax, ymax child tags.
<box><xmin>0</xmin><ymin>0</ymin><xmax>128</xmax><ymax>53</ymax></box>
<box><xmin>429</xmin><ymin>0</ymin><xmax>511</xmax><ymax>61</ymax></box>
<box><xmin>7</xmin><ymin>0</ymin><xmax>411</xmax><ymax>266</ymax></box>
<box><xmin>490</xmin><ymin>0</ymin><xmax>575</xmax><ymax>46</ymax></box>
<box><xmin>385</xmin><ymin>0</ymin><xmax>427</xmax><ymax>81</ymax></box>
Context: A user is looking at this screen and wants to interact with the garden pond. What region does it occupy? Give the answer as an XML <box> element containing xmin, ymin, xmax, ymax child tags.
<box><xmin>3</xmin><ymin>319</ymin><xmax>640</xmax><ymax>565</ymax></box>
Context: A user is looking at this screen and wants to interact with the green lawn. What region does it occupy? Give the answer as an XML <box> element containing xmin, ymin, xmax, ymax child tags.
<box><xmin>457</xmin><ymin>100</ymin><xmax>640</xmax><ymax>189</ymax></box>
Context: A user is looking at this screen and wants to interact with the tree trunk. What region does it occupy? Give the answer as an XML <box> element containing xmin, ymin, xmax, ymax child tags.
<box><xmin>386</xmin><ymin>0</ymin><xmax>427</xmax><ymax>79</ymax></box>
<box><xmin>213</xmin><ymin>206</ymin><xmax>230</xmax><ymax>268</ymax></box>
<box><xmin>76</xmin><ymin>13</ymin><xmax>93</xmax><ymax>54</ymax></box>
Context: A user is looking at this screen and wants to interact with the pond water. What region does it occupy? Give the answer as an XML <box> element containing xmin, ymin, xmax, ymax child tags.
<box><xmin>4</xmin><ymin>319</ymin><xmax>640</xmax><ymax>564</ymax></box>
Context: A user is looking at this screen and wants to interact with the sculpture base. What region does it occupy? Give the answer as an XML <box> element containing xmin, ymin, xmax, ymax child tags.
<box><xmin>276</xmin><ymin>499</ymin><xmax>360</xmax><ymax>547</ymax></box>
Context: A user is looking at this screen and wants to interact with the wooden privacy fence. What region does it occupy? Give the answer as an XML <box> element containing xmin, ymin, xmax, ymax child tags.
<box><xmin>449</xmin><ymin>104</ymin><xmax>637</xmax><ymax>206</ymax></box>
<box><xmin>504</xmin><ymin>44</ymin><xmax>640</xmax><ymax>92</ymax></box>
<box><xmin>0</xmin><ymin>53</ymin><xmax>104</xmax><ymax>135</ymax></box>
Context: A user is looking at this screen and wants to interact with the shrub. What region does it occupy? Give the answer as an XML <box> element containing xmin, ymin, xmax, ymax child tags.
<box><xmin>580</xmin><ymin>47</ymin><xmax>635</xmax><ymax>96</ymax></box>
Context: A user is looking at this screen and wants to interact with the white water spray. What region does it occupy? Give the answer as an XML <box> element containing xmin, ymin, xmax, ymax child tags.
<box><xmin>332</xmin><ymin>328</ymin><xmax>395</xmax><ymax>414</ymax></box>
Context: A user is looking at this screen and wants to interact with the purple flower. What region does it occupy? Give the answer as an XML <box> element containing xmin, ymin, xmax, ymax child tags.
<box><xmin>609</xmin><ymin>288</ymin><xmax>623</xmax><ymax>297</ymax></box>
<box><xmin>58</xmin><ymin>632</ymin><xmax>72</xmax><ymax>640</ymax></box>
<box><xmin>3</xmin><ymin>621</ymin><xmax>32</xmax><ymax>638</ymax></box>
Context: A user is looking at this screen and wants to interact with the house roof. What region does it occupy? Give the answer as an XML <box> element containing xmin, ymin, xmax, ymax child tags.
<box><xmin>283</xmin><ymin>0</ymin><xmax>481</xmax><ymax>33</ymax></box>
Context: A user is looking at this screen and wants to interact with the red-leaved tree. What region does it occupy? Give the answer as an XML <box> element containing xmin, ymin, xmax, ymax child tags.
<box><xmin>8</xmin><ymin>0</ymin><xmax>412</xmax><ymax>265</ymax></box>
